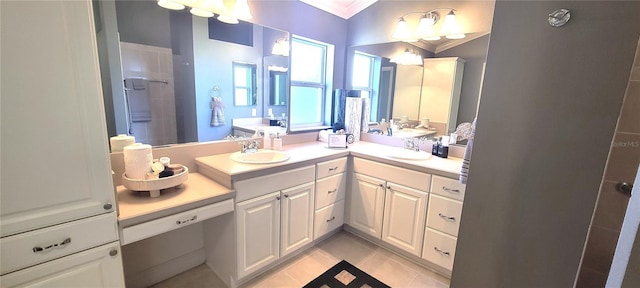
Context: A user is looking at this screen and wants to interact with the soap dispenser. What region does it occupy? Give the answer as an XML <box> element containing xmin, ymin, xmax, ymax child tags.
<box><xmin>273</xmin><ymin>133</ymin><xmax>283</xmax><ymax>150</ymax></box>
<box><xmin>438</xmin><ymin>136</ymin><xmax>450</xmax><ymax>158</ymax></box>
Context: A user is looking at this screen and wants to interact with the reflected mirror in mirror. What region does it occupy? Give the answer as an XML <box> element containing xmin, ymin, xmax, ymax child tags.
<box><xmin>269</xmin><ymin>70</ymin><xmax>288</xmax><ymax>106</ymax></box>
<box><xmin>233</xmin><ymin>62</ymin><xmax>257</xmax><ymax>106</ymax></box>
<box><xmin>348</xmin><ymin>33</ymin><xmax>490</xmax><ymax>143</ymax></box>
<box><xmin>95</xmin><ymin>0</ymin><xmax>289</xmax><ymax>146</ymax></box>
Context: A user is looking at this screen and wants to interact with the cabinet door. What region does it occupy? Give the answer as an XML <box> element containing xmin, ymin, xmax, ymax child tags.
<box><xmin>382</xmin><ymin>182</ymin><xmax>428</xmax><ymax>257</ymax></box>
<box><xmin>0</xmin><ymin>242</ymin><xmax>124</xmax><ymax>288</ymax></box>
<box><xmin>349</xmin><ymin>173</ymin><xmax>386</xmax><ymax>238</ymax></box>
<box><xmin>281</xmin><ymin>182</ymin><xmax>315</xmax><ymax>257</ymax></box>
<box><xmin>236</xmin><ymin>191</ymin><xmax>280</xmax><ymax>280</ymax></box>
<box><xmin>1</xmin><ymin>0</ymin><xmax>116</xmax><ymax>237</ymax></box>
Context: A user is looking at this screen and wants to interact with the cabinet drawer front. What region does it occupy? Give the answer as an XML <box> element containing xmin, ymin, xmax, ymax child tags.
<box><xmin>235</xmin><ymin>165</ymin><xmax>315</xmax><ymax>202</ymax></box>
<box><xmin>120</xmin><ymin>199</ymin><xmax>234</xmax><ymax>245</ymax></box>
<box><xmin>421</xmin><ymin>228</ymin><xmax>457</xmax><ymax>271</ymax></box>
<box><xmin>1</xmin><ymin>213</ymin><xmax>118</xmax><ymax>275</ymax></box>
<box><xmin>315</xmin><ymin>173</ymin><xmax>346</xmax><ymax>209</ymax></box>
<box><xmin>426</xmin><ymin>194</ymin><xmax>463</xmax><ymax>237</ymax></box>
<box><xmin>353</xmin><ymin>157</ymin><xmax>431</xmax><ymax>191</ymax></box>
<box><xmin>314</xmin><ymin>200</ymin><xmax>345</xmax><ymax>240</ymax></box>
<box><xmin>0</xmin><ymin>242</ymin><xmax>124</xmax><ymax>287</ymax></box>
<box><xmin>316</xmin><ymin>158</ymin><xmax>347</xmax><ymax>179</ymax></box>
<box><xmin>431</xmin><ymin>175</ymin><xmax>466</xmax><ymax>201</ymax></box>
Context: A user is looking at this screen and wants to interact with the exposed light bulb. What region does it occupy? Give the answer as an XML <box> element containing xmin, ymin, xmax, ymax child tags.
<box><xmin>157</xmin><ymin>0</ymin><xmax>185</xmax><ymax>10</ymax></box>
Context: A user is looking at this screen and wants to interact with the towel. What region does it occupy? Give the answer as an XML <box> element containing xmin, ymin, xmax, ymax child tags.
<box><xmin>460</xmin><ymin>118</ymin><xmax>477</xmax><ymax>184</ymax></box>
<box><xmin>210</xmin><ymin>96</ymin><xmax>225</xmax><ymax>127</ymax></box>
<box><xmin>124</xmin><ymin>78</ymin><xmax>151</xmax><ymax>122</ymax></box>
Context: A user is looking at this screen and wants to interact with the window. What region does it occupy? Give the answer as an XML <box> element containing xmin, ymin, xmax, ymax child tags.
<box><xmin>290</xmin><ymin>36</ymin><xmax>332</xmax><ymax>127</ymax></box>
<box><xmin>352</xmin><ymin>51</ymin><xmax>379</xmax><ymax>122</ymax></box>
<box><xmin>233</xmin><ymin>62</ymin><xmax>257</xmax><ymax>106</ymax></box>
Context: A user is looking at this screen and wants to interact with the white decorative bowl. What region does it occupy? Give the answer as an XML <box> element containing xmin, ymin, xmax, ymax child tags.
<box><xmin>122</xmin><ymin>166</ymin><xmax>188</xmax><ymax>197</ymax></box>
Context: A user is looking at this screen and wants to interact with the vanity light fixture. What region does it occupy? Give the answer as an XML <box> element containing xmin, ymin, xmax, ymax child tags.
<box><xmin>272</xmin><ymin>38</ymin><xmax>290</xmax><ymax>56</ymax></box>
<box><xmin>393</xmin><ymin>9</ymin><xmax>465</xmax><ymax>42</ymax></box>
<box><xmin>156</xmin><ymin>0</ymin><xmax>252</xmax><ymax>23</ymax></box>
<box><xmin>390</xmin><ymin>49</ymin><xmax>423</xmax><ymax>66</ymax></box>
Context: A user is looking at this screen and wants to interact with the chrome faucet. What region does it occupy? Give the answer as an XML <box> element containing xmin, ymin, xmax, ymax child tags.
<box><xmin>399</xmin><ymin>123</ymin><xmax>410</xmax><ymax>130</ymax></box>
<box><xmin>403</xmin><ymin>138</ymin><xmax>420</xmax><ymax>152</ymax></box>
<box><xmin>240</xmin><ymin>139</ymin><xmax>260</xmax><ymax>153</ymax></box>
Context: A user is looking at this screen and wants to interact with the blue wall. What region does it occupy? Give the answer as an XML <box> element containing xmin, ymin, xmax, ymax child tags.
<box><xmin>193</xmin><ymin>18</ymin><xmax>264</xmax><ymax>141</ymax></box>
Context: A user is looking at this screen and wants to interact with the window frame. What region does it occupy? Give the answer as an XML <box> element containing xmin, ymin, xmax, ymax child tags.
<box><xmin>289</xmin><ymin>36</ymin><xmax>330</xmax><ymax>127</ymax></box>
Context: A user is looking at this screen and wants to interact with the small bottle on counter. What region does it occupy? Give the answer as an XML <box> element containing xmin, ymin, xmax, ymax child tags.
<box><xmin>273</xmin><ymin>133</ymin><xmax>283</xmax><ymax>150</ymax></box>
<box><xmin>263</xmin><ymin>130</ymin><xmax>272</xmax><ymax>149</ymax></box>
<box><xmin>438</xmin><ymin>136</ymin><xmax>450</xmax><ymax>158</ymax></box>
<box><xmin>432</xmin><ymin>137</ymin><xmax>440</xmax><ymax>155</ymax></box>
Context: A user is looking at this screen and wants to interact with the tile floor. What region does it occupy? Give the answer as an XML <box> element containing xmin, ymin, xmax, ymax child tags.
<box><xmin>152</xmin><ymin>230</ymin><xmax>450</xmax><ymax>288</ymax></box>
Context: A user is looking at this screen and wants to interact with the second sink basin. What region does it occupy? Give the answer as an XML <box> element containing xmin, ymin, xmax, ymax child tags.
<box><xmin>230</xmin><ymin>150</ymin><xmax>290</xmax><ymax>164</ymax></box>
<box><xmin>387</xmin><ymin>149</ymin><xmax>432</xmax><ymax>160</ymax></box>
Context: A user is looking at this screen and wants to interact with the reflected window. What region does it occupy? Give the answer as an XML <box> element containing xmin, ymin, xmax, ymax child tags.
<box><xmin>290</xmin><ymin>36</ymin><xmax>330</xmax><ymax>126</ymax></box>
<box><xmin>352</xmin><ymin>51</ymin><xmax>379</xmax><ymax>122</ymax></box>
<box><xmin>233</xmin><ymin>62</ymin><xmax>257</xmax><ymax>106</ymax></box>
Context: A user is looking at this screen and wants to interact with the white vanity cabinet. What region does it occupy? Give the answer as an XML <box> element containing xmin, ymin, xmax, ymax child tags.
<box><xmin>349</xmin><ymin>158</ymin><xmax>431</xmax><ymax>257</ymax></box>
<box><xmin>1</xmin><ymin>0</ymin><xmax>124</xmax><ymax>286</ymax></box>
<box><xmin>314</xmin><ymin>158</ymin><xmax>348</xmax><ymax>239</ymax></box>
<box><xmin>235</xmin><ymin>166</ymin><xmax>315</xmax><ymax>280</ymax></box>
<box><xmin>421</xmin><ymin>175</ymin><xmax>466</xmax><ymax>271</ymax></box>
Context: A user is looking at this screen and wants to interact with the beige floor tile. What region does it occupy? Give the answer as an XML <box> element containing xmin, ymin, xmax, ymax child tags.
<box><xmin>315</xmin><ymin>231</ymin><xmax>378</xmax><ymax>266</ymax></box>
<box><xmin>358</xmin><ymin>250</ymin><xmax>419</xmax><ymax>287</ymax></box>
<box><xmin>284</xmin><ymin>249</ymin><xmax>340</xmax><ymax>285</ymax></box>
<box><xmin>245</xmin><ymin>271</ymin><xmax>301</xmax><ymax>288</ymax></box>
<box><xmin>407</xmin><ymin>271</ymin><xmax>450</xmax><ymax>288</ymax></box>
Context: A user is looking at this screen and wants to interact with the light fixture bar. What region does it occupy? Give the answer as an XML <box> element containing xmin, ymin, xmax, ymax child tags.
<box><xmin>392</xmin><ymin>8</ymin><xmax>465</xmax><ymax>42</ymax></box>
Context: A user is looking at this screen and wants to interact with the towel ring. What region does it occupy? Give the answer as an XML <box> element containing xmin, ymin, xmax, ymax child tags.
<box><xmin>210</xmin><ymin>86</ymin><xmax>221</xmax><ymax>99</ymax></box>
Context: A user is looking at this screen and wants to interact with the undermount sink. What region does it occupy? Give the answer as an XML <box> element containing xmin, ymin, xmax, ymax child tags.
<box><xmin>387</xmin><ymin>148</ymin><xmax>432</xmax><ymax>160</ymax></box>
<box><xmin>230</xmin><ymin>149</ymin><xmax>290</xmax><ymax>164</ymax></box>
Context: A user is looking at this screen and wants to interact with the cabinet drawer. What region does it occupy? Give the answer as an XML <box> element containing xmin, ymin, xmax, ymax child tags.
<box><xmin>0</xmin><ymin>242</ymin><xmax>124</xmax><ymax>287</ymax></box>
<box><xmin>121</xmin><ymin>199</ymin><xmax>234</xmax><ymax>245</ymax></box>
<box><xmin>426</xmin><ymin>194</ymin><xmax>463</xmax><ymax>237</ymax></box>
<box><xmin>316</xmin><ymin>158</ymin><xmax>347</xmax><ymax>179</ymax></box>
<box><xmin>353</xmin><ymin>157</ymin><xmax>431</xmax><ymax>191</ymax></box>
<box><xmin>431</xmin><ymin>175</ymin><xmax>466</xmax><ymax>202</ymax></box>
<box><xmin>315</xmin><ymin>173</ymin><xmax>346</xmax><ymax>209</ymax></box>
<box><xmin>235</xmin><ymin>165</ymin><xmax>315</xmax><ymax>202</ymax></box>
<box><xmin>421</xmin><ymin>228</ymin><xmax>457</xmax><ymax>271</ymax></box>
<box><xmin>1</xmin><ymin>213</ymin><xmax>118</xmax><ymax>275</ymax></box>
<box><xmin>314</xmin><ymin>200</ymin><xmax>345</xmax><ymax>240</ymax></box>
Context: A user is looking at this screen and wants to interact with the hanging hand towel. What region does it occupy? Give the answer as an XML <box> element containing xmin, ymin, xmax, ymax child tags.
<box><xmin>210</xmin><ymin>96</ymin><xmax>225</xmax><ymax>127</ymax></box>
<box><xmin>460</xmin><ymin>118</ymin><xmax>477</xmax><ymax>184</ymax></box>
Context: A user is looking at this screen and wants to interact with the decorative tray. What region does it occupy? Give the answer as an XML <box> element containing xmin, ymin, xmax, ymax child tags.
<box><xmin>122</xmin><ymin>166</ymin><xmax>189</xmax><ymax>197</ymax></box>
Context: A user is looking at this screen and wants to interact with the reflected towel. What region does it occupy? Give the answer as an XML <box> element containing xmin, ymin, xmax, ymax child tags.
<box><xmin>124</xmin><ymin>78</ymin><xmax>151</xmax><ymax>122</ymax></box>
<box><xmin>210</xmin><ymin>97</ymin><xmax>225</xmax><ymax>127</ymax></box>
<box><xmin>460</xmin><ymin>118</ymin><xmax>477</xmax><ymax>184</ymax></box>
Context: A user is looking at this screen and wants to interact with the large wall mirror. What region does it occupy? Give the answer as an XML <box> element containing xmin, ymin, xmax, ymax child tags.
<box><xmin>347</xmin><ymin>33</ymin><xmax>490</xmax><ymax>141</ymax></box>
<box><xmin>95</xmin><ymin>0</ymin><xmax>289</xmax><ymax>146</ymax></box>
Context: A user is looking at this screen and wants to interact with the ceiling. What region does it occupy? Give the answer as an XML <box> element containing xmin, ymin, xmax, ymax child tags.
<box><xmin>299</xmin><ymin>0</ymin><xmax>378</xmax><ymax>19</ymax></box>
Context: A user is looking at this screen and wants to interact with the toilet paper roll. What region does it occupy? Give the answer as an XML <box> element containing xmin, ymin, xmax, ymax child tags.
<box><xmin>123</xmin><ymin>143</ymin><xmax>153</xmax><ymax>180</ymax></box>
<box><xmin>110</xmin><ymin>134</ymin><xmax>135</xmax><ymax>152</ymax></box>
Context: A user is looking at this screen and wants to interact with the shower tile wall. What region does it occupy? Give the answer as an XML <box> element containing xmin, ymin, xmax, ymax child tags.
<box><xmin>577</xmin><ymin>40</ymin><xmax>640</xmax><ymax>287</ymax></box>
<box><xmin>120</xmin><ymin>42</ymin><xmax>177</xmax><ymax>146</ymax></box>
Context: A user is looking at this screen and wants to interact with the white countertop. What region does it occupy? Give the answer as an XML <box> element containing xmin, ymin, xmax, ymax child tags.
<box><xmin>195</xmin><ymin>141</ymin><xmax>464</xmax><ymax>187</ymax></box>
<box><xmin>117</xmin><ymin>172</ymin><xmax>235</xmax><ymax>227</ymax></box>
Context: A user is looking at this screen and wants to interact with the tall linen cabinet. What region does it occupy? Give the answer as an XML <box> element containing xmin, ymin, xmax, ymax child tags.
<box><xmin>0</xmin><ymin>1</ymin><xmax>125</xmax><ymax>286</ymax></box>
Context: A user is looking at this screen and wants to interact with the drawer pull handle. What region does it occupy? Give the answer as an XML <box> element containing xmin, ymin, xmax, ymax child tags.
<box><xmin>328</xmin><ymin>189</ymin><xmax>337</xmax><ymax>194</ymax></box>
<box><xmin>434</xmin><ymin>247</ymin><xmax>450</xmax><ymax>256</ymax></box>
<box><xmin>328</xmin><ymin>166</ymin><xmax>338</xmax><ymax>172</ymax></box>
<box><xmin>33</xmin><ymin>237</ymin><xmax>71</xmax><ymax>253</ymax></box>
<box><xmin>176</xmin><ymin>215</ymin><xmax>197</xmax><ymax>225</ymax></box>
<box><xmin>442</xmin><ymin>186</ymin><xmax>460</xmax><ymax>193</ymax></box>
<box><xmin>326</xmin><ymin>216</ymin><xmax>336</xmax><ymax>222</ymax></box>
<box><xmin>438</xmin><ymin>213</ymin><xmax>456</xmax><ymax>221</ymax></box>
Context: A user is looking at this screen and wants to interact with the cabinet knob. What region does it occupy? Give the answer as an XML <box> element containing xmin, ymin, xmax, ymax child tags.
<box><xmin>109</xmin><ymin>249</ymin><xmax>118</xmax><ymax>256</ymax></box>
<box><xmin>103</xmin><ymin>203</ymin><xmax>113</xmax><ymax>210</ymax></box>
<box><xmin>284</xmin><ymin>194</ymin><xmax>289</xmax><ymax>198</ymax></box>
<box><xmin>387</xmin><ymin>185</ymin><xmax>392</xmax><ymax>190</ymax></box>
<box><xmin>378</xmin><ymin>184</ymin><xmax>385</xmax><ymax>188</ymax></box>
<box><xmin>276</xmin><ymin>196</ymin><xmax>281</xmax><ymax>200</ymax></box>
<box><xmin>616</xmin><ymin>182</ymin><xmax>633</xmax><ymax>197</ymax></box>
